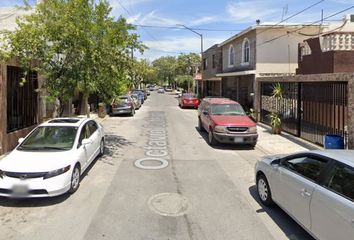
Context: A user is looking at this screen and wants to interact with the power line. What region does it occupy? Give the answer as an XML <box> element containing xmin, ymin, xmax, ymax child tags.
<box><xmin>116</xmin><ymin>0</ymin><xmax>160</xmax><ymax>42</ymax></box>
<box><xmin>133</xmin><ymin>24</ymin><xmax>243</xmax><ymax>32</ymax></box>
<box><xmin>258</xmin><ymin>5</ymin><xmax>354</xmax><ymax>47</ymax></box>
<box><xmin>257</xmin><ymin>0</ymin><xmax>325</xmax><ymax>35</ymax></box>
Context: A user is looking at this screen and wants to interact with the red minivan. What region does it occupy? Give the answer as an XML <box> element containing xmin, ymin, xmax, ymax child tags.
<box><xmin>197</xmin><ymin>98</ymin><xmax>258</xmax><ymax>147</ymax></box>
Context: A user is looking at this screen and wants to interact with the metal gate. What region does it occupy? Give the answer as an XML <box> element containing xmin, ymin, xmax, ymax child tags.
<box><xmin>260</xmin><ymin>81</ymin><xmax>348</xmax><ymax>146</ymax></box>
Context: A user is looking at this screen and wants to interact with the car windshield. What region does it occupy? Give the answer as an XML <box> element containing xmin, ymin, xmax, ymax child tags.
<box><xmin>211</xmin><ymin>104</ymin><xmax>246</xmax><ymax>116</ymax></box>
<box><xmin>18</xmin><ymin>126</ymin><xmax>78</xmax><ymax>151</ymax></box>
<box><xmin>183</xmin><ymin>94</ymin><xmax>196</xmax><ymax>98</ymax></box>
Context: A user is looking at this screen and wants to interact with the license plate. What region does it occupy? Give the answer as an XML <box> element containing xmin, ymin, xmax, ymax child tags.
<box><xmin>234</xmin><ymin>137</ymin><xmax>243</xmax><ymax>143</ymax></box>
<box><xmin>12</xmin><ymin>185</ymin><xmax>29</xmax><ymax>195</ymax></box>
<box><xmin>118</xmin><ymin>110</ymin><xmax>123</xmax><ymax>112</ymax></box>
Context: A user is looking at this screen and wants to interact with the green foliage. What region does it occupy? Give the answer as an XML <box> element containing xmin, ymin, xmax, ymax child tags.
<box><xmin>152</xmin><ymin>53</ymin><xmax>200</xmax><ymax>88</ymax></box>
<box><xmin>175</xmin><ymin>75</ymin><xmax>193</xmax><ymax>91</ymax></box>
<box><xmin>268</xmin><ymin>112</ymin><xmax>281</xmax><ymax>128</ymax></box>
<box><xmin>2</xmin><ymin>0</ymin><xmax>141</xmax><ymax>108</ymax></box>
<box><xmin>272</xmin><ymin>83</ymin><xmax>283</xmax><ymax>99</ymax></box>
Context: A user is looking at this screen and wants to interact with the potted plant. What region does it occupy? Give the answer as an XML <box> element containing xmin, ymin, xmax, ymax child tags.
<box><xmin>268</xmin><ymin>83</ymin><xmax>283</xmax><ymax>134</ymax></box>
<box><xmin>98</xmin><ymin>102</ymin><xmax>106</xmax><ymax>118</ymax></box>
<box><xmin>269</xmin><ymin>112</ymin><xmax>281</xmax><ymax>134</ymax></box>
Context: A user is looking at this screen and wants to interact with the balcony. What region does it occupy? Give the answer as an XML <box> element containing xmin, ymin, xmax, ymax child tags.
<box><xmin>321</xmin><ymin>32</ymin><xmax>354</xmax><ymax>52</ymax></box>
<box><xmin>297</xmin><ymin>33</ymin><xmax>354</xmax><ymax>75</ymax></box>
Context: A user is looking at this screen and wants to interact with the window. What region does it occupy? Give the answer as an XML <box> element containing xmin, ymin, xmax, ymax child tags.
<box><xmin>242</xmin><ymin>38</ymin><xmax>250</xmax><ymax>63</ymax></box>
<box><xmin>203</xmin><ymin>58</ymin><xmax>208</xmax><ymax>70</ymax></box>
<box><xmin>229</xmin><ymin>45</ymin><xmax>235</xmax><ymax>66</ymax></box>
<box><xmin>282</xmin><ymin>155</ymin><xmax>328</xmax><ymax>182</ymax></box>
<box><xmin>77</xmin><ymin>123</ymin><xmax>91</xmax><ymax>148</ymax></box>
<box><xmin>7</xmin><ymin>66</ymin><xmax>38</xmax><ymax>133</ymax></box>
<box><xmin>88</xmin><ymin>121</ymin><xmax>98</xmax><ymax>135</ymax></box>
<box><xmin>212</xmin><ymin>54</ymin><xmax>216</xmax><ymax>68</ymax></box>
<box><xmin>327</xmin><ymin>163</ymin><xmax>354</xmax><ymax>201</ymax></box>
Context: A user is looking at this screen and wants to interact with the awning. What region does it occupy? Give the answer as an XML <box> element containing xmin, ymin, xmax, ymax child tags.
<box><xmin>216</xmin><ymin>70</ymin><xmax>256</xmax><ymax>77</ymax></box>
<box><xmin>203</xmin><ymin>77</ymin><xmax>222</xmax><ymax>81</ymax></box>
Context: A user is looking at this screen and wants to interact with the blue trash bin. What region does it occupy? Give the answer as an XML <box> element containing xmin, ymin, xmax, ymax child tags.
<box><xmin>324</xmin><ymin>134</ymin><xmax>344</xmax><ymax>149</ymax></box>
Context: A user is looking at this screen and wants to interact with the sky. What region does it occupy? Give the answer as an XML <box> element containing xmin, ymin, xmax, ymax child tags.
<box><xmin>1</xmin><ymin>0</ymin><xmax>354</xmax><ymax>60</ymax></box>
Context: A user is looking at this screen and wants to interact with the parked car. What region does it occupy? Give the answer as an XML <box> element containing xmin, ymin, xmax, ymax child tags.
<box><xmin>149</xmin><ymin>86</ymin><xmax>155</xmax><ymax>91</ymax></box>
<box><xmin>179</xmin><ymin>93</ymin><xmax>200</xmax><ymax>109</ymax></box>
<box><xmin>198</xmin><ymin>98</ymin><xmax>258</xmax><ymax>146</ymax></box>
<box><xmin>255</xmin><ymin>150</ymin><xmax>354</xmax><ymax>240</ymax></box>
<box><xmin>130</xmin><ymin>93</ymin><xmax>142</xmax><ymax>109</ymax></box>
<box><xmin>111</xmin><ymin>95</ymin><xmax>135</xmax><ymax>116</ymax></box>
<box><xmin>132</xmin><ymin>90</ymin><xmax>145</xmax><ymax>104</ymax></box>
<box><xmin>0</xmin><ymin>118</ymin><xmax>105</xmax><ymax>198</ymax></box>
<box><xmin>165</xmin><ymin>86</ymin><xmax>173</xmax><ymax>92</ymax></box>
<box><xmin>157</xmin><ymin>88</ymin><xmax>165</xmax><ymax>93</ymax></box>
<box><xmin>134</xmin><ymin>89</ymin><xmax>147</xmax><ymax>100</ymax></box>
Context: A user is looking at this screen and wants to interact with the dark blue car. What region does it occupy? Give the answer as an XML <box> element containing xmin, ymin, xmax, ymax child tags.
<box><xmin>132</xmin><ymin>90</ymin><xmax>144</xmax><ymax>104</ymax></box>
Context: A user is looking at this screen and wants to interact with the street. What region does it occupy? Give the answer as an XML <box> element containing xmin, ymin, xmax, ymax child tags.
<box><xmin>0</xmin><ymin>92</ymin><xmax>314</xmax><ymax>240</ymax></box>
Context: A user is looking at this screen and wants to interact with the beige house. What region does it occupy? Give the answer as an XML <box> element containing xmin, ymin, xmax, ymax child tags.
<box><xmin>216</xmin><ymin>23</ymin><xmax>321</xmax><ymax>111</ymax></box>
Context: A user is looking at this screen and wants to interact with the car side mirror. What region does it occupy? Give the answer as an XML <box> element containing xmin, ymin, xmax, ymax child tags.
<box><xmin>82</xmin><ymin>138</ymin><xmax>92</xmax><ymax>145</ymax></box>
<box><xmin>18</xmin><ymin>137</ymin><xmax>25</xmax><ymax>144</ymax></box>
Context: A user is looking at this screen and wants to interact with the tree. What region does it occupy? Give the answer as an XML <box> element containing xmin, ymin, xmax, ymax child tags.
<box><xmin>1</xmin><ymin>0</ymin><xmax>142</xmax><ymax>117</ymax></box>
<box><xmin>152</xmin><ymin>56</ymin><xmax>177</xmax><ymax>86</ymax></box>
<box><xmin>175</xmin><ymin>75</ymin><xmax>193</xmax><ymax>91</ymax></box>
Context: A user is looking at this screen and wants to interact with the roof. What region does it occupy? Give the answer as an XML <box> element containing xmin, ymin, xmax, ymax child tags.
<box><xmin>218</xmin><ymin>23</ymin><xmax>322</xmax><ymax>47</ymax></box>
<box><xmin>203</xmin><ymin>97</ymin><xmax>239</xmax><ymax>105</ymax></box>
<box><xmin>310</xmin><ymin>150</ymin><xmax>354</xmax><ymax>167</ymax></box>
<box><xmin>41</xmin><ymin>118</ymin><xmax>89</xmax><ymax>127</ymax></box>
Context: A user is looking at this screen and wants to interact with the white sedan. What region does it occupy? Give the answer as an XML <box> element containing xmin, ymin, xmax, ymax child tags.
<box><xmin>0</xmin><ymin>118</ymin><xmax>105</xmax><ymax>198</ymax></box>
<box><xmin>255</xmin><ymin>150</ymin><xmax>354</xmax><ymax>240</ymax></box>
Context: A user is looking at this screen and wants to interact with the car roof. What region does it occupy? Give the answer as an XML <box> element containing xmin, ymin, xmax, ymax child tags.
<box><xmin>203</xmin><ymin>97</ymin><xmax>239</xmax><ymax>105</ymax></box>
<box><xmin>309</xmin><ymin>150</ymin><xmax>354</xmax><ymax>167</ymax></box>
<box><xmin>40</xmin><ymin>117</ymin><xmax>90</xmax><ymax>127</ymax></box>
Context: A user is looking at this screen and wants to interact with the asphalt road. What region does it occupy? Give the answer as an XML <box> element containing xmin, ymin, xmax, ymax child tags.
<box><xmin>0</xmin><ymin>92</ymin><xmax>314</xmax><ymax>240</ymax></box>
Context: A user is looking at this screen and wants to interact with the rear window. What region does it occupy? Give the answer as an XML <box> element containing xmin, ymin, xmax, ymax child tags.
<box><xmin>183</xmin><ymin>94</ymin><xmax>196</xmax><ymax>98</ymax></box>
<box><xmin>210</xmin><ymin>104</ymin><xmax>246</xmax><ymax>116</ymax></box>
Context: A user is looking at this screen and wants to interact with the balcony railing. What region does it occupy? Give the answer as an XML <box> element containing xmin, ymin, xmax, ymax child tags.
<box><xmin>321</xmin><ymin>32</ymin><xmax>354</xmax><ymax>52</ymax></box>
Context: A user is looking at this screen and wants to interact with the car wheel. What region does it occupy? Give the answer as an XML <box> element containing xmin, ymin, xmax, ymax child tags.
<box><xmin>257</xmin><ymin>174</ymin><xmax>274</xmax><ymax>206</ymax></box>
<box><xmin>99</xmin><ymin>139</ymin><xmax>105</xmax><ymax>156</ymax></box>
<box><xmin>198</xmin><ymin>118</ymin><xmax>204</xmax><ymax>132</ymax></box>
<box><xmin>69</xmin><ymin>164</ymin><xmax>81</xmax><ymax>194</ymax></box>
<box><xmin>208</xmin><ymin>130</ymin><xmax>218</xmax><ymax>146</ymax></box>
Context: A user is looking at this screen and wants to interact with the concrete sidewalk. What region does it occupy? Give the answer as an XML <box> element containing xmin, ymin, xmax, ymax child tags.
<box><xmin>256</xmin><ymin>123</ymin><xmax>323</xmax><ymax>155</ymax></box>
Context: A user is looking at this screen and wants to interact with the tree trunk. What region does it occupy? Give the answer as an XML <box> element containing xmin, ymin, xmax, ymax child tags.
<box><xmin>84</xmin><ymin>95</ymin><xmax>90</xmax><ymax>118</ymax></box>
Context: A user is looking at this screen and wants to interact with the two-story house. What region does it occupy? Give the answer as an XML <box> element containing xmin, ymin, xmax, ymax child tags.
<box><xmin>202</xmin><ymin>44</ymin><xmax>222</xmax><ymax>96</ymax></box>
<box><xmin>215</xmin><ymin>23</ymin><xmax>321</xmax><ymax>111</ymax></box>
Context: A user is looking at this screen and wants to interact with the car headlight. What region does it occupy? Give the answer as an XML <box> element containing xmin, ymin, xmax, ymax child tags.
<box><xmin>214</xmin><ymin>125</ymin><xmax>226</xmax><ymax>133</ymax></box>
<box><xmin>248</xmin><ymin>126</ymin><xmax>258</xmax><ymax>133</ymax></box>
<box><xmin>43</xmin><ymin>165</ymin><xmax>71</xmax><ymax>179</ymax></box>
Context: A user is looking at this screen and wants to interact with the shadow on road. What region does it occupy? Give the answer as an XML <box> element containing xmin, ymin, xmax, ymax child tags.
<box><xmin>103</xmin><ymin>134</ymin><xmax>134</xmax><ymax>158</ymax></box>
<box><xmin>248</xmin><ymin>185</ymin><xmax>315</xmax><ymax>240</ymax></box>
<box><xmin>195</xmin><ymin>127</ymin><xmax>255</xmax><ymax>151</ymax></box>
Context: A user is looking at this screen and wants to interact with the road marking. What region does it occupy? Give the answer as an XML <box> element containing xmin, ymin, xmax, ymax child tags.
<box><xmin>134</xmin><ymin>157</ymin><xmax>169</xmax><ymax>170</ymax></box>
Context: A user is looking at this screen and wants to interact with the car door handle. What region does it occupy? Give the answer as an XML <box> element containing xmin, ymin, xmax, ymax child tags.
<box><xmin>300</xmin><ymin>189</ymin><xmax>311</xmax><ymax>197</ymax></box>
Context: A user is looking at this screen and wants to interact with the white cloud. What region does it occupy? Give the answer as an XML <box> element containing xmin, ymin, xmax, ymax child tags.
<box><xmin>139</xmin><ymin>11</ymin><xmax>181</xmax><ymax>26</ymax></box>
<box><xmin>226</xmin><ymin>0</ymin><xmax>280</xmax><ymax>23</ymax></box>
<box><xmin>140</xmin><ymin>36</ymin><xmax>226</xmax><ymax>60</ymax></box>
<box><xmin>189</xmin><ymin>16</ymin><xmax>219</xmax><ymax>26</ymax></box>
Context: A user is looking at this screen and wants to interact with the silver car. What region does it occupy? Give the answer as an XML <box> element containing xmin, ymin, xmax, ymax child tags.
<box><xmin>255</xmin><ymin>150</ymin><xmax>354</xmax><ymax>240</ymax></box>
